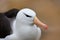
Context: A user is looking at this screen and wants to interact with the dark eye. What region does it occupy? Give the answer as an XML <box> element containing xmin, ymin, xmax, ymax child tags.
<box><xmin>23</xmin><ymin>13</ymin><xmax>32</xmax><ymax>17</ymax></box>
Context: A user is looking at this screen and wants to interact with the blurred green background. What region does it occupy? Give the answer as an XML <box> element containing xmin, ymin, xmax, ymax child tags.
<box><xmin>0</xmin><ymin>0</ymin><xmax>60</xmax><ymax>40</ymax></box>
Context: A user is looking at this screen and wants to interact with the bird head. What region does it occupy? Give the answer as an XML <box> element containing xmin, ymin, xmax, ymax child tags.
<box><xmin>16</xmin><ymin>8</ymin><xmax>36</xmax><ymax>25</ymax></box>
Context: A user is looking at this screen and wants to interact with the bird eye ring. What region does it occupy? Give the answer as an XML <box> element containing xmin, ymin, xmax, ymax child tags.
<box><xmin>23</xmin><ymin>13</ymin><xmax>32</xmax><ymax>18</ymax></box>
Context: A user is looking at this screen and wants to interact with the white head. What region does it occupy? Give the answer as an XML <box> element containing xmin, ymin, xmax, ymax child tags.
<box><xmin>16</xmin><ymin>8</ymin><xmax>36</xmax><ymax>25</ymax></box>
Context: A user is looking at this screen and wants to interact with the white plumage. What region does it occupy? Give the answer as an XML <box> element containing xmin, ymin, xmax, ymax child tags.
<box><xmin>0</xmin><ymin>8</ymin><xmax>41</xmax><ymax>40</ymax></box>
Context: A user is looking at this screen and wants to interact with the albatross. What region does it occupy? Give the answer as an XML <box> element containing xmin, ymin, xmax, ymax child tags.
<box><xmin>0</xmin><ymin>8</ymin><xmax>48</xmax><ymax>40</ymax></box>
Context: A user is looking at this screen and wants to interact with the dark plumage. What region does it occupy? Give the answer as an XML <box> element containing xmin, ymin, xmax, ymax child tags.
<box><xmin>0</xmin><ymin>13</ymin><xmax>12</xmax><ymax>38</ymax></box>
<box><xmin>0</xmin><ymin>8</ymin><xmax>19</xmax><ymax>38</ymax></box>
<box><xmin>4</xmin><ymin>9</ymin><xmax>19</xmax><ymax>18</ymax></box>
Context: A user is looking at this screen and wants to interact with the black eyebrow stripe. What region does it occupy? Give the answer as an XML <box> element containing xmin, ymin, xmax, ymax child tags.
<box><xmin>23</xmin><ymin>13</ymin><xmax>32</xmax><ymax>17</ymax></box>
